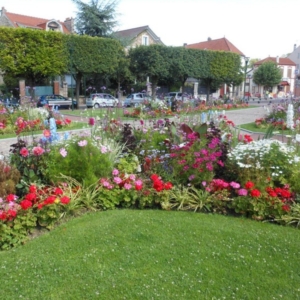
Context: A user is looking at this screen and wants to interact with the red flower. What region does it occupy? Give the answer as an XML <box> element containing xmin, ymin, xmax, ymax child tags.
<box><xmin>0</xmin><ymin>211</ymin><xmax>7</xmax><ymax>221</ymax></box>
<box><xmin>54</xmin><ymin>187</ymin><xmax>63</xmax><ymax>195</ymax></box>
<box><xmin>282</xmin><ymin>205</ymin><xmax>290</xmax><ymax>212</ymax></box>
<box><xmin>164</xmin><ymin>182</ymin><xmax>173</xmax><ymax>190</ymax></box>
<box><xmin>245</xmin><ymin>181</ymin><xmax>255</xmax><ymax>190</ymax></box>
<box><xmin>44</xmin><ymin>196</ymin><xmax>56</xmax><ymax>205</ymax></box>
<box><xmin>60</xmin><ymin>196</ymin><xmax>70</xmax><ymax>205</ymax></box>
<box><xmin>20</xmin><ymin>147</ymin><xmax>29</xmax><ymax>157</ymax></box>
<box><xmin>65</xmin><ymin>118</ymin><xmax>71</xmax><ymax>125</ymax></box>
<box><xmin>29</xmin><ymin>185</ymin><xmax>37</xmax><ymax>193</ymax></box>
<box><xmin>25</xmin><ymin>192</ymin><xmax>37</xmax><ymax>202</ymax></box>
<box><xmin>135</xmin><ymin>184</ymin><xmax>143</xmax><ymax>191</ymax></box>
<box><xmin>150</xmin><ymin>174</ymin><xmax>160</xmax><ymax>181</ymax></box>
<box><xmin>20</xmin><ymin>200</ymin><xmax>33</xmax><ymax>210</ymax></box>
<box><xmin>250</xmin><ymin>189</ymin><xmax>261</xmax><ymax>198</ymax></box>
<box><xmin>6</xmin><ymin>194</ymin><xmax>16</xmax><ymax>202</ymax></box>
<box><xmin>7</xmin><ymin>209</ymin><xmax>17</xmax><ymax>220</ymax></box>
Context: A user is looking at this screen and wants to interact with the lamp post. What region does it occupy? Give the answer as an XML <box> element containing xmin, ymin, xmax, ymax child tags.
<box><xmin>243</xmin><ymin>57</ymin><xmax>250</xmax><ymax>101</ymax></box>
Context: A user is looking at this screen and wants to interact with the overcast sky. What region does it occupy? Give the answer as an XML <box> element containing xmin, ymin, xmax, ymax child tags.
<box><xmin>2</xmin><ymin>0</ymin><xmax>299</xmax><ymax>59</ymax></box>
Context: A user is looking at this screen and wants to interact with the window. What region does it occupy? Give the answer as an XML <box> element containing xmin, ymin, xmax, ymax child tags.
<box><xmin>142</xmin><ymin>35</ymin><xmax>149</xmax><ymax>46</ymax></box>
<box><xmin>288</xmin><ymin>68</ymin><xmax>292</xmax><ymax>78</ymax></box>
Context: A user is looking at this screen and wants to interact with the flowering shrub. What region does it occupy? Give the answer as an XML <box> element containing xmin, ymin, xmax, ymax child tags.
<box><xmin>45</xmin><ymin>136</ymin><xmax>115</xmax><ymax>187</ymax></box>
<box><xmin>225</xmin><ymin>139</ymin><xmax>300</xmax><ymax>192</ymax></box>
<box><xmin>230</xmin><ymin>181</ymin><xmax>294</xmax><ymax>220</ymax></box>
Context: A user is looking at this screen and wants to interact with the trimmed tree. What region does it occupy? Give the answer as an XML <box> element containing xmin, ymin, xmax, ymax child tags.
<box><xmin>0</xmin><ymin>28</ymin><xmax>67</xmax><ymax>89</ymax></box>
<box><xmin>129</xmin><ymin>45</ymin><xmax>170</xmax><ymax>99</ymax></box>
<box><xmin>253</xmin><ymin>61</ymin><xmax>282</xmax><ymax>91</ymax></box>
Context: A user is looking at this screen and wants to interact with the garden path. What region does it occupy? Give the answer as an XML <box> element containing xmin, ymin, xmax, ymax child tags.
<box><xmin>0</xmin><ymin>106</ymin><xmax>286</xmax><ymax>159</ymax></box>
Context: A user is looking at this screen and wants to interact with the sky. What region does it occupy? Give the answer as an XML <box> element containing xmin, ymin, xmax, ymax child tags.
<box><xmin>2</xmin><ymin>0</ymin><xmax>300</xmax><ymax>60</ymax></box>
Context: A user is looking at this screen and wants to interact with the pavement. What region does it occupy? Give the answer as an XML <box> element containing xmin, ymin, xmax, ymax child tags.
<box><xmin>0</xmin><ymin>105</ymin><xmax>283</xmax><ymax>159</ymax></box>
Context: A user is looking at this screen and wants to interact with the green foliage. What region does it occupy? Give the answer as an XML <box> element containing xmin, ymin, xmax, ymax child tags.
<box><xmin>253</xmin><ymin>61</ymin><xmax>282</xmax><ymax>88</ymax></box>
<box><xmin>0</xmin><ymin>209</ymin><xmax>36</xmax><ymax>250</ymax></box>
<box><xmin>72</xmin><ymin>0</ymin><xmax>118</xmax><ymax>37</ymax></box>
<box><xmin>46</xmin><ymin>136</ymin><xmax>114</xmax><ymax>187</ymax></box>
<box><xmin>0</xmin><ymin>159</ymin><xmax>20</xmax><ymax>197</ymax></box>
<box><xmin>0</xmin><ymin>27</ymin><xmax>68</xmax><ymax>85</ymax></box>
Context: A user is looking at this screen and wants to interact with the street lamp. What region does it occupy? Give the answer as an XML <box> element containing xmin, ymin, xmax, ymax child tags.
<box><xmin>244</xmin><ymin>57</ymin><xmax>250</xmax><ymax>101</ymax></box>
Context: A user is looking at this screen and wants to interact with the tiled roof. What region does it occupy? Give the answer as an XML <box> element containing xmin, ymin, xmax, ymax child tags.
<box><xmin>186</xmin><ymin>37</ymin><xmax>245</xmax><ymax>56</ymax></box>
<box><xmin>254</xmin><ymin>57</ymin><xmax>296</xmax><ymax>66</ymax></box>
<box><xmin>4</xmin><ymin>11</ymin><xmax>70</xmax><ymax>33</ymax></box>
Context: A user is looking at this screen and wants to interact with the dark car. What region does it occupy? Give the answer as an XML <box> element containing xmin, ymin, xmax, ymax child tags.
<box><xmin>37</xmin><ymin>95</ymin><xmax>77</xmax><ymax>109</ymax></box>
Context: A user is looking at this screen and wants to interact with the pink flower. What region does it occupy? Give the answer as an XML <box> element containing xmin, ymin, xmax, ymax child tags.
<box><xmin>60</xmin><ymin>148</ymin><xmax>67</xmax><ymax>157</ymax></box>
<box><xmin>188</xmin><ymin>175</ymin><xmax>195</xmax><ymax>181</ymax></box>
<box><xmin>129</xmin><ymin>174</ymin><xmax>136</xmax><ymax>181</ymax></box>
<box><xmin>230</xmin><ymin>182</ymin><xmax>240</xmax><ymax>189</ymax></box>
<box><xmin>202</xmin><ymin>181</ymin><xmax>207</xmax><ymax>187</ymax></box>
<box><xmin>101</xmin><ymin>146</ymin><xmax>108</xmax><ymax>153</ymax></box>
<box><xmin>124</xmin><ymin>183</ymin><xmax>132</xmax><ymax>190</ymax></box>
<box><xmin>112</xmin><ymin>169</ymin><xmax>119</xmax><ymax>176</ymax></box>
<box><xmin>20</xmin><ymin>147</ymin><xmax>29</xmax><ymax>157</ymax></box>
<box><xmin>238</xmin><ymin>189</ymin><xmax>248</xmax><ymax>196</ymax></box>
<box><xmin>78</xmin><ymin>140</ymin><xmax>88</xmax><ymax>147</ymax></box>
<box><xmin>32</xmin><ymin>146</ymin><xmax>45</xmax><ymax>156</ymax></box>
<box><xmin>88</xmin><ymin>117</ymin><xmax>95</xmax><ymax>126</ymax></box>
<box><xmin>113</xmin><ymin>177</ymin><xmax>122</xmax><ymax>184</ymax></box>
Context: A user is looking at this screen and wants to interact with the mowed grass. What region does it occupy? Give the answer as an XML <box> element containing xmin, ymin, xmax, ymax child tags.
<box><xmin>0</xmin><ymin>121</ymin><xmax>88</xmax><ymax>140</ymax></box>
<box><xmin>1</xmin><ymin>210</ymin><xmax>299</xmax><ymax>299</ymax></box>
<box><xmin>238</xmin><ymin>122</ymin><xmax>294</xmax><ymax>135</ymax></box>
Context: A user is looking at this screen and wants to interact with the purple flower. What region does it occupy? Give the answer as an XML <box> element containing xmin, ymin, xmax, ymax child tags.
<box><xmin>89</xmin><ymin>117</ymin><xmax>95</xmax><ymax>126</ymax></box>
<box><xmin>188</xmin><ymin>175</ymin><xmax>195</xmax><ymax>181</ymax></box>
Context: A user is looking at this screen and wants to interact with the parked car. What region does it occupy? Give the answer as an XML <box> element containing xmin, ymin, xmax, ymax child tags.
<box><xmin>0</xmin><ymin>97</ymin><xmax>20</xmax><ymax>108</ymax></box>
<box><xmin>164</xmin><ymin>92</ymin><xmax>188</xmax><ymax>102</ymax></box>
<box><xmin>86</xmin><ymin>93</ymin><xmax>118</xmax><ymax>108</ymax></box>
<box><xmin>124</xmin><ymin>93</ymin><xmax>149</xmax><ymax>107</ymax></box>
<box><xmin>37</xmin><ymin>95</ymin><xmax>77</xmax><ymax>109</ymax></box>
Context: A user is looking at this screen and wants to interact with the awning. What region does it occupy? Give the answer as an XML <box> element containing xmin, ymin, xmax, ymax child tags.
<box><xmin>280</xmin><ymin>81</ymin><xmax>290</xmax><ymax>86</ymax></box>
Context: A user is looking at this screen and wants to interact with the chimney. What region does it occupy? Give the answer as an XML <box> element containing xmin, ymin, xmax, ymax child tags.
<box><xmin>183</xmin><ymin>43</ymin><xmax>187</xmax><ymax>47</ymax></box>
<box><xmin>294</xmin><ymin>44</ymin><xmax>297</xmax><ymax>51</ymax></box>
<box><xmin>276</xmin><ymin>56</ymin><xmax>279</xmax><ymax>63</ymax></box>
<box><xmin>64</xmin><ymin>17</ymin><xmax>74</xmax><ymax>33</ymax></box>
<box><xmin>1</xmin><ymin>7</ymin><xmax>7</xmax><ymax>16</ymax></box>
<box><xmin>207</xmin><ymin>37</ymin><xmax>212</xmax><ymax>41</ymax></box>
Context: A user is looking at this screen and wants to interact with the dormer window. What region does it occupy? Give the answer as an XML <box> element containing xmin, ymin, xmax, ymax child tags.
<box><xmin>142</xmin><ymin>35</ymin><xmax>149</xmax><ymax>46</ymax></box>
<box><xmin>46</xmin><ymin>20</ymin><xmax>62</xmax><ymax>32</ymax></box>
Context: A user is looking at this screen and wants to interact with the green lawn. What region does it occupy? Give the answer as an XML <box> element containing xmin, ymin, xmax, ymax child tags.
<box><xmin>1</xmin><ymin>210</ymin><xmax>299</xmax><ymax>299</ymax></box>
<box><xmin>238</xmin><ymin>122</ymin><xmax>294</xmax><ymax>135</ymax></box>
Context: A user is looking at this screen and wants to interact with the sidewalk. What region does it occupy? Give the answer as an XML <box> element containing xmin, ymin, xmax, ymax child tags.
<box><xmin>0</xmin><ymin>106</ymin><xmax>272</xmax><ymax>158</ymax></box>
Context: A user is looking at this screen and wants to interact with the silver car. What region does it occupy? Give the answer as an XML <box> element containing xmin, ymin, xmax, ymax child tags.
<box><xmin>86</xmin><ymin>93</ymin><xmax>118</xmax><ymax>108</ymax></box>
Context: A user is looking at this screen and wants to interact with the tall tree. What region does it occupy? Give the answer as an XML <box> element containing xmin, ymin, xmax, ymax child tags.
<box><xmin>253</xmin><ymin>61</ymin><xmax>282</xmax><ymax>90</ymax></box>
<box><xmin>72</xmin><ymin>0</ymin><xmax>119</xmax><ymax>37</ymax></box>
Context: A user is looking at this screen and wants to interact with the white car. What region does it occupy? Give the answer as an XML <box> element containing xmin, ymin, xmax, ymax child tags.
<box><xmin>86</xmin><ymin>93</ymin><xmax>118</xmax><ymax>108</ymax></box>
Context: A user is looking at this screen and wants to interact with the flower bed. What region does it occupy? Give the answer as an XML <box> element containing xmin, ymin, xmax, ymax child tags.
<box><xmin>1</xmin><ymin>102</ymin><xmax>300</xmax><ymax>250</ymax></box>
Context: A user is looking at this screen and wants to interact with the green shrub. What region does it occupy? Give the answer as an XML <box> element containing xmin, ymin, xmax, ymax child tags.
<box><xmin>45</xmin><ymin>136</ymin><xmax>114</xmax><ymax>187</ymax></box>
